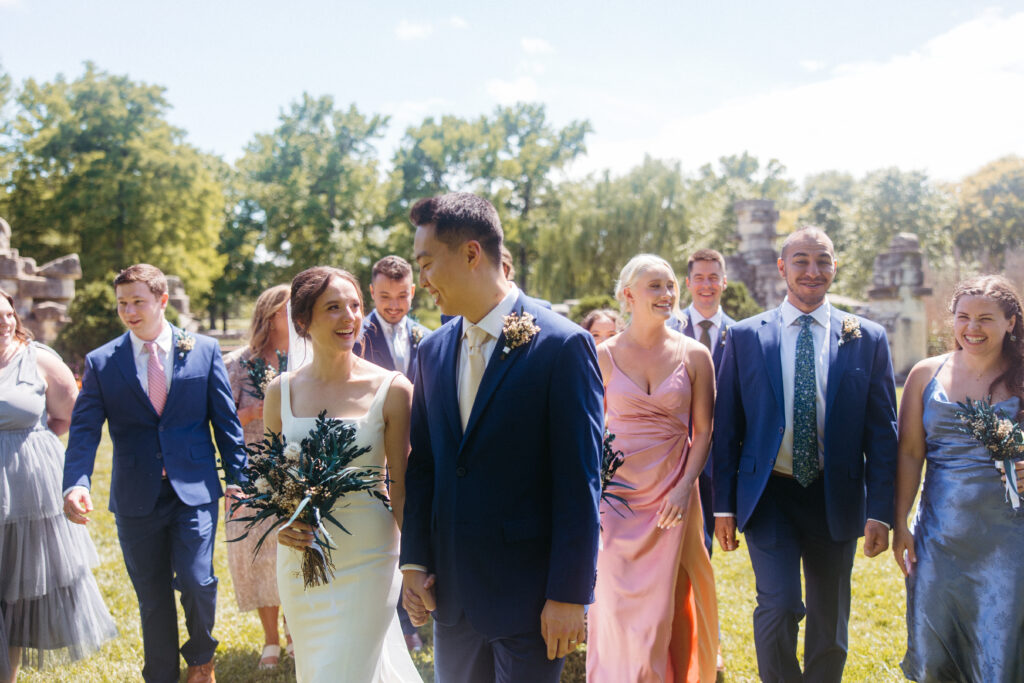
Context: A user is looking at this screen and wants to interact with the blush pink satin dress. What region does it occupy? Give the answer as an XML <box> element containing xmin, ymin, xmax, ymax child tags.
<box><xmin>586</xmin><ymin>354</ymin><xmax>719</xmax><ymax>683</ymax></box>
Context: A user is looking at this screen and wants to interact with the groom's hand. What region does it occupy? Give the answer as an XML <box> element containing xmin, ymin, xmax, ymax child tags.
<box><xmin>862</xmin><ymin>519</ymin><xmax>890</xmax><ymax>557</ymax></box>
<box><xmin>540</xmin><ymin>600</ymin><xmax>585</xmax><ymax>660</ymax></box>
<box><xmin>715</xmin><ymin>516</ymin><xmax>739</xmax><ymax>552</ymax></box>
<box><xmin>401</xmin><ymin>570</ymin><xmax>436</xmax><ymax>627</ymax></box>
<box><xmin>63</xmin><ymin>488</ymin><xmax>93</xmax><ymax>525</ymax></box>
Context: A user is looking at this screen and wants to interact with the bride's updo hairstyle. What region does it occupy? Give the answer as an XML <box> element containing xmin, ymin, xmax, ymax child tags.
<box><xmin>290</xmin><ymin>266</ymin><xmax>364</xmax><ymax>339</ymax></box>
<box><xmin>614</xmin><ymin>254</ymin><xmax>681</xmax><ymax>320</ymax></box>
<box><xmin>950</xmin><ymin>274</ymin><xmax>1024</xmax><ymax>408</ymax></box>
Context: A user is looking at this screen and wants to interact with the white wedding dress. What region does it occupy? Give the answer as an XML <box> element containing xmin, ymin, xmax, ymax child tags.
<box><xmin>276</xmin><ymin>371</ymin><xmax>421</xmax><ymax>683</ymax></box>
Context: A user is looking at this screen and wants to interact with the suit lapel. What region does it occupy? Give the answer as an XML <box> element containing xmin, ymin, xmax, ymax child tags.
<box><xmin>163</xmin><ymin>327</ymin><xmax>188</xmax><ymax>409</ymax></box>
<box><xmin>459</xmin><ymin>293</ymin><xmax>529</xmax><ymax>452</ymax></box>
<box><xmin>366</xmin><ymin>311</ymin><xmax>396</xmax><ymax>371</ymax></box>
<box><xmin>438</xmin><ymin>319</ymin><xmax>463</xmax><ymax>442</ymax></box>
<box><xmin>825</xmin><ymin>310</ymin><xmax>849</xmax><ymax>417</ymax></box>
<box><xmin>113</xmin><ymin>332</ymin><xmax>157</xmax><ymax>415</ymax></box>
<box><xmin>756</xmin><ymin>309</ymin><xmax>786</xmax><ymax>416</ymax></box>
<box><xmin>681</xmin><ymin>308</ymin><xmax>695</xmax><ymax>340</ymax></box>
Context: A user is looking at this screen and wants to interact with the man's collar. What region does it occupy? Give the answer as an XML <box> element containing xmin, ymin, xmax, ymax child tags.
<box><xmin>130</xmin><ymin>320</ymin><xmax>172</xmax><ymax>356</ymax></box>
<box><xmin>781</xmin><ymin>297</ymin><xmax>830</xmax><ymax>328</ymax></box>
<box><xmin>466</xmin><ymin>285</ymin><xmax>519</xmax><ymax>341</ymax></box>
<box><xmin>688</xmin><ymin>304</ymin><xmax>723</xmax><ymax>327</ymax></box>
<box><xmin>372</xmin><ymin>310</ymin><xmax>403</xmax><ymax>335</ymax></box>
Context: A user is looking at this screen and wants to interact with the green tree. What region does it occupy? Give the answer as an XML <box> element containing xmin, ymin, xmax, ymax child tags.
<box><xmin>236</xmin><ymin>94</ymin><xmax>389</xmax><ymax>286</ymax></box>
<box><xmin>720</xmin><ymin>280</ymin><xmax>763</xmax><ymax>321</ymax></box>
<box><xmin>5</xmin><ymin>62</ymin><xmax>226</xmax><ymax>297</ymax></box>
<box><xmin>950</xmin><ymin>156</ymin><xmax>1024</xmax><ymax>272</ymax></box>
<box><xmin>54</xmin><ymin>279</ymin><xmax>123</xmax><ymax>369</ymax></box>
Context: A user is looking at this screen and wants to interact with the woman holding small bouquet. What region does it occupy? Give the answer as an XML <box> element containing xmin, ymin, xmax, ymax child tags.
<box><xmin>223</xmin><ymin>284</ymin><xmax>291</xmax><ymax>669</ymax></box>
<box><xmin>894</xmin><ymin>275</ymin><xmax>1024</xmax><ymax>682</ymax></box>
<box><xmin>587</xmin><ymin>255</ymin><xmax>719</xmax><ymax>682</ymax></box>
<box><xmin>263</xmin><ymin>267</ymin><xmax>421</xmax><ymax>683</ymax></box>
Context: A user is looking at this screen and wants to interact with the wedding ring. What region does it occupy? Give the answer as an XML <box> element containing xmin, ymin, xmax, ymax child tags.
<box><xmin>568</xmin><ymin>639</ymin><xmax>577</xmax><ymax>643</ymax></box>
<box><xmin>675</xmin><ymin>513</ymin><xmax>683</xmax><ymax>520</ymax></box>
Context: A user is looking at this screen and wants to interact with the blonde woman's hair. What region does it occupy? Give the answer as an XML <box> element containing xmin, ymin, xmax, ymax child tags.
<box><xmin>247</xmin><ymin>284</ymin><xmax>290</xmax><ymax>355</ymax></box>
<box><xmin>614</xmin><ymin>254</ymin><xmax>681</xmax><ymax>317</ymax></box>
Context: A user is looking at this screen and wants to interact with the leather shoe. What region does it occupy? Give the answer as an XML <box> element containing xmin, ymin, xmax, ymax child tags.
<box><xmin>186</xmin><ymin>659</ymin><xmax>215</xmax><ymax>683</ymax></box>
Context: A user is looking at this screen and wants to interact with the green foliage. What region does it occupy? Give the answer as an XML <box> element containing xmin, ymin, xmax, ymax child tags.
<box><xmin>5</xmin><ymin>62</ymin><xmax>226</xmax><ymax>298</ymax></box>
<box><xmin>721</xmin><ymin>280</ymin><xmax>763</xmax><ymax>321</ymax></box>
<box><xmin>570</xmin><ymin>294</ymin><xmax>620</xmax><ymax>323</ymax></box>
<box><xmin>54</xmin><ymin>279</ymin><xmax>123</xmax><ymax>368</ymax></box>
<box><xmin>950</xmin><ymin>156</ymin><xmax>1024</xmax><ymax>272</ymax></box>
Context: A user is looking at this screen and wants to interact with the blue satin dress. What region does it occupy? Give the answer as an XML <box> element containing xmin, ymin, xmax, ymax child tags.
<box><xmin>902</xmin><ymin>368</ymin><xmax>1024</xmax><ymax>682</ymax></box>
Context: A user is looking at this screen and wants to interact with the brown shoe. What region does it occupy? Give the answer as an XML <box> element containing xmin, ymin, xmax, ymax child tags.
<box><xmin>186</xmin><ymin>659</ymin><xmax>215</xmax><ymax>683</ymax></box>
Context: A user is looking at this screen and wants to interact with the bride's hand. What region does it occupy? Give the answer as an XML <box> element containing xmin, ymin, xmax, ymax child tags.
<box><xmin>656</xmin><ymin>480</ymin><xmax>693</xmax><ymax>530</ymax></box>
<box><xmin>277</xmin><ymin>520</ymin><xmax>315</xmax><ymax>548</ymax></box>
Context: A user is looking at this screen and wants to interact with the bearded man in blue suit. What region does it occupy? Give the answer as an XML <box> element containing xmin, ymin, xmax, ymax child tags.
<box><xmin>713</xmin><ymin>227</ymin><xmax>897</xmax><ymax>683</ymax></box>
<box><xmin>399</xmin><ymin>193</ymin><xmax>603</xmax><ymax>683</ymax></box>
<box><xmin>63</xmin><ymin>264</ymin><xmax>246</xmax><ymax>683</ymax></box>
<box><xmin>356</xmin><ymin>255</ymin><xmax>431</xmax><ymax>381</ymax></box>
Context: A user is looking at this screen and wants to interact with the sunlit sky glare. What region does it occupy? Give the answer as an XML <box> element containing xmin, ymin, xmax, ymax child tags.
<box><xmin>2</xmin><ymin>0</ymin><xmax>1023</xmax><ymax>184</ymax></box>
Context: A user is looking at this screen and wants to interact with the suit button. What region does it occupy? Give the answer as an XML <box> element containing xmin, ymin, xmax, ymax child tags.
<box><xmin>155</xmin><ymin>452</ymin><xmax>162</xmax><ymax>460</ymax></box>
<box><xmin>455</xmin><ymin>466</ymin><xmax>467</xmax><ymax>477</ymax></box>
<box><xmin>779</xmin><ymin>427</ymin><xmax>785</xmax><ymax>434</ymax></box>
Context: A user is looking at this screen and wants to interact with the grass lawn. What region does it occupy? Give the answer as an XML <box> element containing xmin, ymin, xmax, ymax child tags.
<box><xmin>22</xmin><ymin>426</ymin><xmax>911</xmax><ymax>682</ymax></box>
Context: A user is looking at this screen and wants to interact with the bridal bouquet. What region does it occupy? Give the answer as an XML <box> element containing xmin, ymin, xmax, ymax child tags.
<box><xmin>229</xmin><ymin>412</ymin><xmax>389</xmax><ymax>588</ymax></box>
<box><xmin>601</xmin><ymin>430</ymin><xmax>633</xmax><ymax>518</ymax></box>
<box><xmin>955</xmin><ymin>396</ymin><xmax>1024</xmax><ymax>510</ymax></box>
<box><xmin>239</xmin><ymin>349</ymin><xmax>288</xmax><ymax>401</ymax></box>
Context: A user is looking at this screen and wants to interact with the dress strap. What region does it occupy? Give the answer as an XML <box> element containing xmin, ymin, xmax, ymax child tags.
<box><xmin>929</xmin><ymin>354</ymin><xmax>952</xmax><ymax>384</ymax></box>
<box><xmin>372</xmin><ymin>371</ymin><xmax>402</xmax><ymax>420</ymax></box>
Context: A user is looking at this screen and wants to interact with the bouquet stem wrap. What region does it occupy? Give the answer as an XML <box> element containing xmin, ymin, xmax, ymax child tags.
<box><xmin>1002</xmin><ymin>459</ymin><xmax>1021</xmax><ymax>510</ymax></box>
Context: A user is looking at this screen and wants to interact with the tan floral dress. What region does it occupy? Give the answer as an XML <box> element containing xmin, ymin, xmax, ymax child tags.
<box><xmin>224</xmin><ymin>347</ymin><xmax>280</xmax><ymax>611</ymax></box>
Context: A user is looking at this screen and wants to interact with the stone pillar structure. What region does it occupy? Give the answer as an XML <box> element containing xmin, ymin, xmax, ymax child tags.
<box><xmin>0</xmin><ymin>217</ymin><xmax>83</xmax><ymax>344</ymax></box>
<box><xmin>862</xmin><ymin>233</ymin><xmax>932</xmax><ymax>379</ymax></box>
<box><xmin>725</xmin><ymin>199</ymin><xmax>787</xmax><ymax>308</ymax></box>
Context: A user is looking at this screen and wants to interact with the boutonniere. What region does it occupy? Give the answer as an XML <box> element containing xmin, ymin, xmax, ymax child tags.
<box><xmin>719</xmin><ymin>324</ymin><xmax>730</xmax><ymax>347</ymax></box>
<box><xmin>176</xmin><ymin>331</ymin><xmax>195</xmax><ymax>359</ymax></box>
<box><xmin>838</xmin><ymin>316</ymin><xmax>862</xmax><ymax>346</ymax></box>
<box><xmin>500</xmin><ymin>309</ymin><xmax>540</xmax><ymax>360</ymax></box>
<box><xmin>410</xmin><ymin>325</ymin><xmax>424</xmax><ymax>347</ymax></box>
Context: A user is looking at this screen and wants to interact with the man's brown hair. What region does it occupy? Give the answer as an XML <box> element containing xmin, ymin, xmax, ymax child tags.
<box><xmin>686</xmin><ymin>249</ymin><xmax>726</xmax><ymax>276</ymax></box>
<box><xmin>113</xmin><ymin>264</ymin><xmax>168</xmax><ymax>296</ymax></box>
<box><xmin>371</xmin><ymin>255</ymin><xmax>413</xmax><ymax>282</ymax></box>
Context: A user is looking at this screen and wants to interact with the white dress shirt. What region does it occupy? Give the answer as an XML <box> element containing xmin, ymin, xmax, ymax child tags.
<box><xmin>131</xmin><ymin>321</ymin><xmax>175</xmax><ymax>394</ymax></box>
<box><xmin>775</xmin><ymin>299</ymin><xmax>830</xmax><ymax>476</ymax></box>
<box><xmin>687</xmin><ymin>305</ymin><xmax>724</xmax><ymax>345</ymax></box>
<box><xmin>376</xmin><ymin>313</ymin><xmax>410</xmax><ymax>376</ymax></box>
<box><xmin>400</xmin><ymin>285</ymin><xmax>519</xmax><ymax>573</ymax></box>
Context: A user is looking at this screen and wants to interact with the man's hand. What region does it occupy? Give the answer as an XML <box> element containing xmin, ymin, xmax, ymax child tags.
<box><xmin>862</xmin><ymin>519</ymin><xmax>890</xmax><ymax>557</ymax></box>
<box><xmin>63</xmin><ymin>488</ymin><xmax>94</xmax><ymax>525</ymax></box>
<box><xmin>401</xmin><ymin>571</ymin><xmax>437</xmax><ymax>627</ymax></box>
<box><xmin>224</xmin><ymin>487</ymin><xmax>247</xmax><ymax>519</ymax></box>
<box><xmin>715</xmin><ymin>516</ymin><xmax>739</xmax><ymax>552</ymax></box>
<box><xmin>540</xmin><ymin>600</ymin><xmax>585</xmax><ymax>660</ymax></box>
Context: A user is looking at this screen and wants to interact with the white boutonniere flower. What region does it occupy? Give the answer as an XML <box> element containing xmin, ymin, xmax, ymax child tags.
<box><xmin>500</xmin><ymin>309</ymin><xmax>540</xmax><ymax>360</ymax></box>
<box><xmin>720</xmin><ymin>324</ymin><xmax>730</xmax><ymax>347</ymax></box>
<box><xmin>838</xmin><ymin>316</ymin><xmax>862</xmax><ymax>346</ymax></box>
<box><xmin>176</xmin><ymin>332</ymin><xmax>195</xmax><ymax>359</ymax></box>
<box><xmin>410</xmin><ymin>325</ymin><xmax>424</xmax><ymax>347</ymax></box>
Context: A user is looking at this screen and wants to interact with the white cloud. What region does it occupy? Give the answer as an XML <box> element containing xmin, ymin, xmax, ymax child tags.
<box><xmin>579</xmin><ymin>9</ymin><xmax>1024</xmax><ymax>183</ymax></box>
<box><xmin>799</xmin><ymin>59</ymin><xmax>826</xmax><ymax>73</ymax></box>
<box><xmin>395</xmin><ymin>20</ymin><xmax>432</xmax><ymax>41</ymax></box>
<box><xmin>448</xmin><ymin>15</ymin><xmax>469</xmax><ymax>30</ymax></box>
<box><xmin>521</xmin><ymin>37</ymin><xmax>554</xmax><ymax>55</ymax></box>
<box><xmin>0</xmin><ymin>0</ymin><xmax>21</xmax><ymax>8</ymax></box>
<box><xmin>486</xmin><ymin>76</ymin><xmax>539</xmax><ymax>105</ymax></box>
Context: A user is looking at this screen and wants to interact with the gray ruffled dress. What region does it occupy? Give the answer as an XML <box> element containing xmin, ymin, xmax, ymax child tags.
<box><xmin>0</xmin><ymin>343</ymin><xmax>117</xmax><ymax>674</ymax></box>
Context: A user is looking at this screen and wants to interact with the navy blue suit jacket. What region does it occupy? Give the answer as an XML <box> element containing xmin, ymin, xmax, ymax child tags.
<box><xmin>64</xmin><ymin>327</ymin><xmax>247</xmax><ymax>517</ymax></box>
<box><xmin>400</xmin><ymin>292</ymin><xmax>603</xmax><ymax>637</ymax></box>
<box><xmin>355</xmin><ymin>310</ymin><xmax>431</xmax><ymax>380</ymax></box>
<box><xmin>712</xmin><ymin>305</ymin><xmax>897</xmax><ymax>541</ymax></box>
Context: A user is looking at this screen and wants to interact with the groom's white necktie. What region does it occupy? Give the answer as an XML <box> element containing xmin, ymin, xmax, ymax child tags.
<box><xmin>459</xmin><ymin>325</ymin><xmax>491</xmax><ymax>430</ymax></box>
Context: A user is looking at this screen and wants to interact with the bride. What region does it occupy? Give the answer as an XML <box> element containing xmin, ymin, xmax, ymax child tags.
<box><xmin>264</xmin><ymin>266</ymin><xmax>421</xmax><ymax>682</ymax></box>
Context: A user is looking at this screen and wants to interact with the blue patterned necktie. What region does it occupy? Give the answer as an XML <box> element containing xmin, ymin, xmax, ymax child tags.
<box><xmin>793</xmin><ymin>314</ymin><xmax>819</xmax><ymax>487</ymax></box>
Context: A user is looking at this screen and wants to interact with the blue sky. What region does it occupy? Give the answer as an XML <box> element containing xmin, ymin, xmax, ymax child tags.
<box><xmin>2</xmin><ymin>1</ymin><xmax>1023</xmax><ymax>183</ymax></box>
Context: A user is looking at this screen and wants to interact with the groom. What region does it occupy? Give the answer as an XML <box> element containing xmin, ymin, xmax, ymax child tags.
<box><xmin>63</xmin><ymin>264</ymin><xmax>246</xmax><ymax>683</ymax></box>
<box><xmin>400</xmin><ymin>193</ymin><xmax>603</xmax><ymax>682</ymax></box>
<box><xmin>713</xmin><ymin>227</ymin><xmax>897</xmax><ymax>682</ymax></box>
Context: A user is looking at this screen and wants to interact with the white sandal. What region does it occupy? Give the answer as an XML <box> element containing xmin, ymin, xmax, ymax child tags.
<box><xmin>258</xmin><ymin>644</ymin><xmax>281</xmax><ymax>670</ymax></box>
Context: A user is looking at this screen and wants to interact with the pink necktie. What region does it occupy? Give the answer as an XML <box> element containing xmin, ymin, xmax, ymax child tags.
<box><xmin>145</xmin><ymin>341</ymin><xmax>167</xmax><ymax>415</ymax></box>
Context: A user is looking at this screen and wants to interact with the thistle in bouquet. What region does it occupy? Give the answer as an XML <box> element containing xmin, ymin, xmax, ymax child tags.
<box><xmin>955</xmin><ymin>396</ymin><xmax>1024</xmax><ymax>510</ymax></box>
<box><xmin>229</xmin><ymin>411</ymin><xmax>390</xmax><ymax>588</ymax></box>
<box><xmin>240</xmin><ymin>349</ymin><xmax>288</xmax><ymax>400</ymax></box>
<box><xmin>601</xmin><ymin>430</ymin><xmax>634</xmax><ymax>518</ymax></box>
